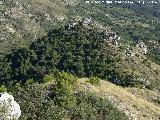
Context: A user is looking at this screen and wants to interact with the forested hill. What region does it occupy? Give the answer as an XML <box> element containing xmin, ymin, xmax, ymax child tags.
<box><xmin>1</xmin><ymin>0</ymin><xmax>160</xmax><ymax>63</ymax></box>
<box><xmin>1</xmin><ymin>21</ymin><xmax>160</xmax><ymax>90</ymax></box>
<box><xmin>0</xmin><ymin>23</ymin><xmax>118</xmax><ymax>85</ymax></box>
<box><xmin>0</xmin><ymin>19</ymin><xmax>160</xmax><ymax>120</ymax></box>
<box><xmin>0</xmin><ymin>0</ymin><xmax>160</xmax><ymax>120</ymax></box>
<box><xmin>0</xmin><ymin>0</ymin><xmax>160</xmax><ymax>59</ymax></box>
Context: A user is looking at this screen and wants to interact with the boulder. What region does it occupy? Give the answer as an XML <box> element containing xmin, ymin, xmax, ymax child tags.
<box><xmin>0</xmin><ymin>93</ymin><xmax>21</xmax><ymax>120</ymax></box>
<box><xmin>68</xmin><ymin>22</ymin><xmax>77</xmax><ymax>29</ymax></box>
<box><xmin>139</xmin><ymin>42</ymin><xmax>147</xmax><ymax>54</ymax></box>
<box><xmin>81</xmin><ymin>18</ymin><xmax>92</xmax><ymax>26</ymax></box>
<box><xmin>126</xmin><ymin>49</ymin><xmax>135</xmax><ymax>57</ymax></box>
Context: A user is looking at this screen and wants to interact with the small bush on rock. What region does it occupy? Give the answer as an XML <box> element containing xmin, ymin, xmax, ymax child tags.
<box><xmin>87</xmin><ymin>77</ymin><xmax>100</xmax><ymax>85</ymax></box>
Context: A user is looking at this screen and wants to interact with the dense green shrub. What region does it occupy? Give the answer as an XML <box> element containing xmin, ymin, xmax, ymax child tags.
<box><xmin>107</xmin><ymin>69</ymin><xmax>144</xmax><ymax>88</ymax></box>
<box><xmin>0</xmin><ymin>85</ymin><xmax>7</xmax><ymax>92</ymax></box>
<box><xmin>51</xmin><ymin>72</ymin><xmax>76</xmax><ymax>107</ymax></box>
<box><xmin>13</xmin><ymin>83</ymin><xmax>66</xmax><ymax>120</ymax></box>
<box><xmin>42</xmin><ymin>74</ymin><xmax>54</xmax><ymax>83</ymax></box>
<box><xmin>13</xmin><ymin>83</ymin><xmax>44</xmax><ymax>119</ymax></box>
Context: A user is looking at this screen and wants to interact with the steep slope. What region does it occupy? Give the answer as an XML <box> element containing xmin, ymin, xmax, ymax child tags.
<box><xmin>12</xmin><ymin>73</ymin><xmax>129</xmax><ymax>120</ymax></box>
<box><xmin>112</xmin><ymin>44</ymin><xmax>160</xmax><ymax>91</ymax></box>
<box><xmin>70</xmin><ymin>0</ymin><xmax>160</xmax><ymax>63</ymax></box>
<box><xmin>1</xmin><ymin>22</ymin><xmax>159</xmax><ymax>91</ymax></box>
<box><xmin>0</xmin><ymin>0</ymin><xmax>73</xmax><ymax>54</ymax></box>
<box><xmin>78</xmin><ymin>78</ymin><xmax>160</xmax><ymax>120</ymax></box>
<box><xmin>1</xmin><ymin>1</ymin><xmax>160</xmax><ymax>119</ymax></box>
<box><xmin>1</xmin><ymin>0</ymin><xmax>160</xmax><ymax>64</ymax></box>
<box><xmin>1</xmin><ymin>0</ymin><xmax>160</xmax><ymax>55</ymax></box>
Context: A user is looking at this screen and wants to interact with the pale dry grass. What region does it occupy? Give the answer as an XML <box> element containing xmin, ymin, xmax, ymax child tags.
<box><xmin>78</xmin><ymin>78</ymin><xmax>160</xmax><ymax>120</ymax></box>
<box><xmin>126</xmin><ymin>87</ymin><xmax>160</xmax><ymax>107</ymax></box>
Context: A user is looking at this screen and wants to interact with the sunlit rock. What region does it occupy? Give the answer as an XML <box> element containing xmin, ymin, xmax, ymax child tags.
<box><xmin>139</xmin><ymin>42</ymin><xmax>148</xmax><ymax>55</ymax></box>
<box><xmin>0</xmin><ymin>93</ymin><xmax>21</xmax><ymax>120</ymax></box>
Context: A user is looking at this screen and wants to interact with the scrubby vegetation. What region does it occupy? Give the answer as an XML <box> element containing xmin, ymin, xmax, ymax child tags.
<box><xmin>12</xmin><ymin>72</ymin><xmax>128</xmax><ymax>120</ymax></box>
<box><xmin>71</xmin><ymin>0</ymin><xmax>160</xmax><ymax>64</ymax></box>
<box><xmin>1</xmin><ymin>0</ymin><xmax>160</xmax><ymax>119</ymax></box>
<box><xmin>0</xmin><ymin>19</ymin><xmax>160</xmax><ymax>119</ymax></box>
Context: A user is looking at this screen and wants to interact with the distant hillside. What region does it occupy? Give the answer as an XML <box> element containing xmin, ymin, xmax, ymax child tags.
<box><xmin>0</xmin><ymin>0</ymin><xmax>74</xmax><ymax>54</ymax></box>
<box><xmin>1</xmin><ymin>0</ymin><xmax>160</xmax><ymax>63</ymax></box>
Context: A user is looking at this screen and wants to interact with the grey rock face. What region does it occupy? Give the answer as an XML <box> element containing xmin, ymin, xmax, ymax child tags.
<box><xmin>139</xmin><ymin>42</ymin><xmax>147</xmax><ymax>54</ymax></box>
<box><xmin>81</xmin><ymin>18</ymin><xmax>92</xmax><ymax>26</ymax></box>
